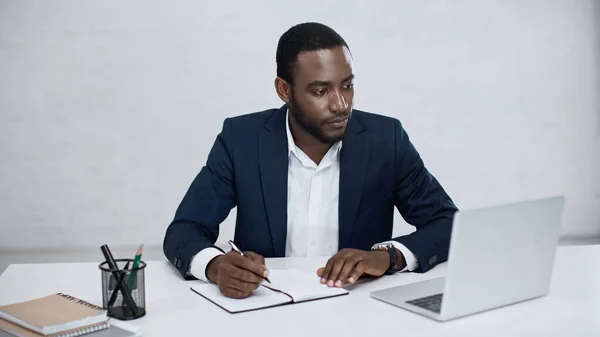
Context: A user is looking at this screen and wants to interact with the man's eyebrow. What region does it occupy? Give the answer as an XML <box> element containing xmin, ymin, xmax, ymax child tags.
<box><xmin>306</xmin><ymin>80</ymin><xmax>331</xmax><ymax>88</ymax></box>
<box><xmin>306</xmin><ymin>74</ymin><xmax>355</xmax><ymax>89</ymax></box>
<box><xmin>342</xmin><ymin>74</ymin><xmax>355</xmax><ymax>82</ymax></box>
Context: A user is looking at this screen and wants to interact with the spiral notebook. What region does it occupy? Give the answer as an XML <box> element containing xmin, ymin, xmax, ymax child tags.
<box><xmin>0</xmin><ymin>293</ymin><xmax>108</xmax><ymax>337</ymax></box>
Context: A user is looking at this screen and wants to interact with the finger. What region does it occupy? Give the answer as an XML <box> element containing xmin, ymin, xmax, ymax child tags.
<box><xmin>229</xmin><ymin>266</ymin><xmax>264</xmax><ymax>284</ymax></box>
<box><xmin>218</xmin><ymin>263</ymin><xmax>261</xmax><ymax>292</ymax></box>
<box><xmin>244</xmin><ymin>251</ymin><xmax>266</xmax><ymax>267</ymax></box>
<box><xmin>327</xmin><ymin>259</ymin><xmax>347</xmax><ymax>287</ymax></box>
<box><xmin>228</xmin><ymin>277</ymin><xmax>261</xmax><ymax>293</ymax></box>
<box><xmin>222</xmin><ymin>271</ymin><xmax>260</xmax><ymax>293</ymax></box>
<box><xmin>317</xmin><ymin>267</ymin><xmax>327</xmax><ymax>284</ymax></box>
<box><xmin>222</xmin><ymin>285</ymin><xmax>250</xmax><ymax>299</ymax></box>
<box><xmin>321</xmin><ymin>249</ymin><xmax>351</xmax><ymax>283</ymax></box>
<box><xmin>321</xmin><ymin>257</ymin><xmax>337</xmax><ymax>284</ymax></box>
<box><xmin>336</xmin><ymin>256</ymin><xmax>361</xmax><ymax>286</ymax></box>
<box><xmin>227</xmin><ymin>251</ymin><xmax>269</xmax><ymax>279</ymax></box>
<box><xmin>347</xmin><ymin>261</ymin><xmax>366</xmax><ymax>285</ymax></box>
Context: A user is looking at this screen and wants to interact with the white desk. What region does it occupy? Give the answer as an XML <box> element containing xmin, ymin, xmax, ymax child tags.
<box><xmin>1</xmin><ymin>245</ymin><xmax>599</xmax><ymax>337</ymax></box>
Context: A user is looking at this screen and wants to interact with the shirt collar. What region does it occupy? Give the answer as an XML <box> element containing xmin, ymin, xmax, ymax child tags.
<box><xmin>285</xmin><ymin>108</ymin><xmax>343</xmax><ymax>157</ymax></box>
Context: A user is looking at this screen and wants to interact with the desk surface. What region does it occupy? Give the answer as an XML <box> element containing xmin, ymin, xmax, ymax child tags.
<box><xmin>1</xmin><ymin>245</ymin><xmax>599</xmax><ymax>337</ymax></box>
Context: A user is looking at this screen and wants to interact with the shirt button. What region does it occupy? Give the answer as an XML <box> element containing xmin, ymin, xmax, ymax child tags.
<box><xmin>310</xmin><ymin>240</ymin><xmax>316</xmax><ymax>246</ymax></box>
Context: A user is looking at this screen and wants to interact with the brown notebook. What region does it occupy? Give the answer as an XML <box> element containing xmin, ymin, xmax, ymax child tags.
<box><xmin>0</xmin><ymin>293</ymin><xmax>108</xmax><ymax>336</ymax></box>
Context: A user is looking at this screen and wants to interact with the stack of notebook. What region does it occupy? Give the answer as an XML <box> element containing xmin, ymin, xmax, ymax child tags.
<box><xmin>0</xmin><ymin>293</ymin><xmax>139</xmax><ymax>337</ymax></box>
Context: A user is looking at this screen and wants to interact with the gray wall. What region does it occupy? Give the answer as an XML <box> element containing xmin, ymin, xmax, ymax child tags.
<box><xmin>1</xmin><ymin>0</ymin><xmax>599</xmax><ymax>256</ymax></box>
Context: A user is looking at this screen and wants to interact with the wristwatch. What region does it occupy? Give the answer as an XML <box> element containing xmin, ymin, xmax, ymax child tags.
<box><xmin>371</xmin><ymin>243</ymin><xmax>401</xmax><ymax>275</ymax></box>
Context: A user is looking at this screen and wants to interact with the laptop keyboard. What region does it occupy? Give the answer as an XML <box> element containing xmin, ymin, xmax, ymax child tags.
<box><xmin>406</xmin><ymin>293</ymin><xmax>443</xmax><ymax>313</ymax></box>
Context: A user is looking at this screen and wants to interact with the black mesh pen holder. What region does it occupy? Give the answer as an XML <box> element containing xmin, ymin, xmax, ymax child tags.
<box><xmin>99</xmin><ymin>258</ymin><xmax>147</xmax><ymax>320</ymax></box>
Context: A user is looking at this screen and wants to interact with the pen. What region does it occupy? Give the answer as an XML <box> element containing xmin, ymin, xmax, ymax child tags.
<box><xmin>228</xmin><ymin>240</ymin><xmax>271</xmax><ymax>283</ymax></box>
<box><xmin>107</xmin><ymin>261</ymin><xmax>130</xmax><ymax>308</ymax></box>
<box><xmin>101</xmin><ymin>244</ymin><xmax>139</xmax><ymax>315</ymax></box>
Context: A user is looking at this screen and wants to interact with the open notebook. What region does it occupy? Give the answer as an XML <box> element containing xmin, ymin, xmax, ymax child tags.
<box><xmin>0</xmin><ymin>293</ymin><xmax>107</xmax><ymax>337</ymax></box>
<box><xmin>191</xmin><ymin>268</ymin><xmax>349</xmax><ymax>313</ymax></box>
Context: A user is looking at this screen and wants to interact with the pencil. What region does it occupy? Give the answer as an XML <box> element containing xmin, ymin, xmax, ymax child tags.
<box><xmin>127</xmin><ymin>244</ymin><xmax>144</xmax><ymax>293</ymax></box>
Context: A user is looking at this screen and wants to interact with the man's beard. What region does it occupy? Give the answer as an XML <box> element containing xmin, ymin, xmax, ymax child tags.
<box><xmin>289</xmin><ymin>94</ymin><xmax>349</xmax><ymax>145</ymax></box>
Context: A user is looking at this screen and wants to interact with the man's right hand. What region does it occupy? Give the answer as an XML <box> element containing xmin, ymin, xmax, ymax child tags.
<box><xmin>206</xmin><ymin>251</ymin><xmax>269</xmax><ymax>299</ymax></box>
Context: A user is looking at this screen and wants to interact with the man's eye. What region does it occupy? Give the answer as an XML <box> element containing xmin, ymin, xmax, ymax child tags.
<box><xmin>343</xmin><ymin>84</ymin><xmax>354</xmax><ymax>89</ymax></box>
<box><xmin>315</xmin><ymin>89</ymin><xmax>327</xmax><ymax>96</ymax></box>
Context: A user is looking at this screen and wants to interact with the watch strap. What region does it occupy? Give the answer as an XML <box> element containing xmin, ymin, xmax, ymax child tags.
<box><xmin>372</xmin><ymin>243</ymin><xmax>400</xmax><ymax>274</ymax></box>
<box><xmin>385</xmin><ymin>245</ymin><xmax>399</xmax><ymax>275</ymax></box>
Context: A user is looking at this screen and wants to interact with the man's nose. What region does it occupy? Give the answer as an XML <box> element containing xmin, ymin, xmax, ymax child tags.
<box><xmin>329</xmin><ymin>90</ymin><xmax>348</xmax><ymax>113</ymax></box>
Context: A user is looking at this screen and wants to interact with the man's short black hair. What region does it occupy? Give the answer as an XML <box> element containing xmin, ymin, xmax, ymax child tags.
<box><xmin>276</xmin><ymin>22</ymin><xmax>349</xmax><ymax>85</ymax></box>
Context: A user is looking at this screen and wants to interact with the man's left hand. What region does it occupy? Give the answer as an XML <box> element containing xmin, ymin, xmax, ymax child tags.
<box><xmin>316</xmin><ymin>248</ymin><xmax>392</xmax><ymax>287</ymax></box>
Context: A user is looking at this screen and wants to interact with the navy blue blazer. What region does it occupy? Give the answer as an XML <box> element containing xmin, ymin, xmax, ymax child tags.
<box><xmin>163</xmin><ymin>105</ymin><xmax>458</xmax><ymax>279</ymax></box>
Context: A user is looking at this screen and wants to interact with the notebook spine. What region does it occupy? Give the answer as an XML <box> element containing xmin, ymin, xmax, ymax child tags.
<box><xmin>56</xmin><ymin>293</ymin><xmax>105</xmax><ymax>311</ymax></box>
<box><xmin>56</xmin><ymin>322</ymin><xmax>110</xmax><ymax>337</ymax></box>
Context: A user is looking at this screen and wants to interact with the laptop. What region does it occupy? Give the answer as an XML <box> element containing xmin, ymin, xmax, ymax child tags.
<box><xmin>370</xmin><ymin>196</ymin><xmax>565</xmax><ymax>321</ymax></box>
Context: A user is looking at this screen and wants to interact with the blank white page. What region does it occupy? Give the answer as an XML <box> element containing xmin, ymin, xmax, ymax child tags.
<box><xmin>191</xmin><ymin>269</ymin><xmax>348</xmax><ymax>313</ymax></box>
<box><xmin>264</xmin><ymin>269</ymin><xmax>348</xmax><ymax>303</ymax></box>
<box><xmin>190</xmin><ymin>282</ymin><xmax>290</xmax><ymax>313</ymax></box>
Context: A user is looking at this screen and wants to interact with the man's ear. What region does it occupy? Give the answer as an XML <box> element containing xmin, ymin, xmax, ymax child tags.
<box><xmin>274</xmin><ymin>77</ymin><xmax>291</xmax><ymax>103</ymax></box>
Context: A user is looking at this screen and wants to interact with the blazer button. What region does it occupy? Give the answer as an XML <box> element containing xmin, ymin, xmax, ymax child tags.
<box><xmin>428</xmin><ymin>255</ymin><xmax>438</xmax><ymax>266</ymax></box>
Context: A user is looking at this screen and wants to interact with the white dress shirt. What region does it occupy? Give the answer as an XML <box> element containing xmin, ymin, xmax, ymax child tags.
<box><xmin>189</xmin><ymin>110</ymin><xmax>418</xmax><ymax>282</ymax></box>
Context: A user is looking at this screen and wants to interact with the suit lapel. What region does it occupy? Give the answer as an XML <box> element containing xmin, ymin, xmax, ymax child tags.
<box><xmin>339</xmin><ymin>114</ymin><xmax>368</xmax><ymax>250</ymax></box>
<box><xmin>259</xmin><ymin>106</ymin><xmax>288</xmax><ymax>257</ymax></box>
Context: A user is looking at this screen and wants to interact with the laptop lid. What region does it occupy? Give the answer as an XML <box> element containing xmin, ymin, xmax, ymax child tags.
<box><xmin>440</xmin><ymin>196</ymin><xmax>565</xmax><ymax>320</ymax></box>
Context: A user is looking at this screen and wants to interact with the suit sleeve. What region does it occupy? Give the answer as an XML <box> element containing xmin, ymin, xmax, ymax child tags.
<box><xmin>162</xmin><ymin>118</ymin><xmax>237</xmax><ymax>279</ymax></box>
<box><xmin>391</xmin><ymin>120</ymin><xmax>459</xmax><ymax>272</ymax></box>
